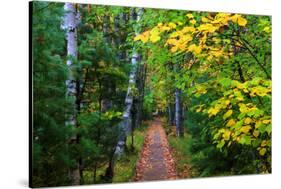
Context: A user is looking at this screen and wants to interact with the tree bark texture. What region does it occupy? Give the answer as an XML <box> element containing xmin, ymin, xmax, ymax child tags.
<box><xmin>63</xmin><ymin>3</ymin><xmax>81</xmax><ymax>185</ymax></box>
<box><xmin>135</xmin><ymin>62</ymin><xmax>146</xmax><ymax>128</ymax></box>
<box><xmin>101</xmin><ymin>14</ymin><xmax>113</xmax><ymax>112</ymax></box>
<box><xmin>175</xmin><ymin>88</ymin><xmax>184</xmax><ymax>137</ymax></box>
<box><xmin>168</xmin><ymin>102</ymin><xmax>175</xmax><ymax>126</ymax></box>
<box><xmin>115</xmin><ymin>8</ymin><xmax>143</xmax><ymax>156</ymax></box>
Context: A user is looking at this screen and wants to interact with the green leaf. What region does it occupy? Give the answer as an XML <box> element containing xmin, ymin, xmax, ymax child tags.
<box><xmin>80</xmin><ymin>60</ymin><xmax>92</xmax><ymax>66</ymax></box>
<box><xmin>223</xmin><ymin>110</ymin><xmax>233</xmax><ymax>120</ymax></box>
<box><xmin>232</xmin><ymin>120</ymin><xmax>244</xmax><ymax>129</ymax></box>
<box><xmin>252</xmin><ymin>139</ymin><xmax>262</xmax><ymax>148</ymax></box>
<box><xmin>219</xmin><ymin>78</ymin><xmax>232</xmax><ymax>88</ymax></box>
<box><xmin>259</xmin><ymin>148</ymin><xmax>266</xmax><ymax>156</ymax></box>
<box><xmin>217</xmin><ymin>140</ymin><xmax>225</xmax><ymax>149</ymax></box>
<box><xmin>239</xmin><ymin>135</ymin><xmax>252</xmax><ymax>145</ymax></box>
<box><xmin>266</xmin><ymin>124</ymin><xmax>272</xmax><ymax>135</ymax></box>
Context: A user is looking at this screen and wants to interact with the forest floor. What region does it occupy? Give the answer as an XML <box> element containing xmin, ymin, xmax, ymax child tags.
<box><xmin>134</xmin><ymin>117</ymin><xmax>177</xmax><ymax>181</ymax></box>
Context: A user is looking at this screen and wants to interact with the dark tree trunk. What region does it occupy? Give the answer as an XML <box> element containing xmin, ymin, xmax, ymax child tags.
<box><xmin>103</xmin><ymin>14</ymin><xmax>110</xmax><ymax>44</ymax></box>
<box><xmin>75</xmin><ymin>78</ymin><xmax>83</xmax><ymax>184</ymax></box>
<box><xmin>119</xmin><ymin>11</ymin><xmax>130</xmax><ymax>62</ymax></box>
<box><xmin>101</xmin><ymin>82</ymin><xmax>113</xmax><ymax>112</ymax></box>
<box><xmin>101</xmin><ymin>14</ymin><xmax>113</xmax><ymax>112</ymax></box>
<box><xmin>168</xmin><ymin>102</ymin><xmax>175</xmax><ymax>126</ymax></box>
<box><xmin>237</xmin><ymin>61</ymin><xmax>245</xmax><ymax>83</ymax></box>
<box><xmin>92</xmin><ymin>80</ymin><xmax>102</xmax><ymax>183</ymax></box>
<box><xmin>175</xmin><ymin>88</ymin><xmax>184</xmax><ymax>137</ymax></box>
<box><xmin>104</xmin><ymin>155</ymin><xmax>114</xmax><ymax>182</ymax></box>
<box><xmin>135</xmin><ymin>62</ymin><xmax>146</xmax><ymax>128</ymax></box>
<box><xmin>114</xmin><ymin>14</ymin><xmax>121</xmax><ymax>53</ymax></box>
<box><xmin>167</xmin><ymin>62</ymin><xmax>176</xmax><ymax>126</ymax></box>
<box><xmin>131</xmin><ymin>102</ymin><xmax>137</xmax><ymax>150</ymax></box>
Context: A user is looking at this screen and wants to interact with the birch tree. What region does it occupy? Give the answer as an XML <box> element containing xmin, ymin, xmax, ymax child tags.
<box><xmin>115</xmin><ymin>8</ymin><xmax>143</xmax><ymax>156</ymax></box>
<box><xmin>63</xmin><ymin>2</ymin><xmax>81</xmax><ymax>185</ymax></box>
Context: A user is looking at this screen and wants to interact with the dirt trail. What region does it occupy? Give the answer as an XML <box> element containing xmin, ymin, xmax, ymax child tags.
<box><xmin>134</xmin><ymin>118</ymin><xmax>177</xmax><ymax>181</ymax></box>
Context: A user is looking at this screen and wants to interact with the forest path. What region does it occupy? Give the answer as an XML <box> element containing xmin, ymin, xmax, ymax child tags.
<box><xmin>134</xmin><ymin>117</ymin><xmax>177</xmax><ymax>181</ymax></box>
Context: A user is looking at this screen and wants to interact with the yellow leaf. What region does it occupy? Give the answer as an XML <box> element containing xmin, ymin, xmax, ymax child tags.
<box><xmin>188</xmin><ymin>44</ymin><xmax>202</xmax><ymax>55</ymax></box>
<box><xmin>223</xmin><ymin>130</ymin><xmax>231</xmax><ymax>140</ymax></box>
<box><xmin>166</xmin><ymin>38</ymin><xmax>178</xmax><ymax>45</ymax></box>
<box><xmin>196</xmin><ymin>107</ymin><xmax>202</xmax><ymax>113</ymax></box>
<box><xmin>261</xmin><ymin>140</ymin><xmax>267</xmax><ymax>147</ymax></box>
<box><xmin>236</xmin><ymin>96</ymin><xmax>244</xmax><ymax>101</ymax></box>
<box><xmin>263</xmin><ymin>26</ymin><xmax>270</xmax><ymax>33</ymax></box>
<box><xmin>212</xmin><ymin>37</ymin><xmax>221</xmax><ymax>43</ymax></box>
<box><xmin>244</xmin><ymin>117</ymin><xmax>252</xmax><ymax>124</ymax></box>
<box><xmin>240</xmin><ymin>126</ymin><xmax>251</xmax><ymax>134</ymax></box>
<box><xmin>168</xmin><ymin>22</ymin><xmax>177</xmax><ymax>29</ymax></box>
<box><xmin>200</xmin><ymin>34</ymin><xmax>207</xmax><ymax>45</ymax></box>
<box><xmin>230</xmin><ymin>14</ymin><xmax>240</xmax><ymax>22</ymax></box>
<box><xmin>223</xmin><ymin>110</ymin><xmax>233</xmax><ymax>120</ymax></box>
<box><xmin>259</xmin><ymin>148</ymin><xmax>266</xmax><ymax>156</ymax></box>
<box><xmin>134</xmin><ymin>35</ymin><xmax>142</xmax><ymax>41</ymax></box>
<box><xmin>201</xmin><ymin>16</ymin><xmax>209</xmax><ymax>23</ymax></box>
<box><xmin>208</xmin><ymin>107</ymin><xmax>220</xmax><ymax>117</ymax></box>
<box><xmin>170</xmin><ymin>46</ymin><xmax>178</xmax><ymax>53</ymax></box>
<box><xmin>239</xmin><ymin>103</ymin><xmax>249</xmax><ymax>113</ymax></box>
<box><xmin>243</xmin><ymin>89</ymin><xmax>249</xmax><ymax>93</ymax></box>
<box><xmin>212</xmin><ymin>50</ymin><xmax>223</xmax><ymax>58</ymax></box>
<box><xmin>186</xmin><ymin>13</ymin><xmax>194</xmax><ymax>19</ymax></box>
<box><xmin>157</xmin><ymin>23</ymin><xmax>163</xmax><ymax>27</ymax></box>
<box><xmin>224</xmin><ymin>100</ymin><xmax>231</xmax><ymax>106</ymax></box>
<box><xmin>255</xmin><ymin>121</ymin><xmax>263</xmax><ymax>129</ymax></box>
<box><xmin>169</xmin><ymin>31</ymin><xmax>179</xmax><ymax>38</ymax></box>
<box><xmin>207</xmin><ymin>55</ymin><xmax>214</xmax><ymax>61</ymax></box>
<box><xmin>178</xmin><ymin>43</ymin><xmax>187</xmax><ymax>51</ymax></box>
<box><xmin>237</xmin><ymin>83</ymin><xmax>245</xmax><ymax>89</ymax></box>
<box><xmin>262</xmin><ymin>119</ymin><xmax>271</xmax><ymax>124</ymax></box>
<box><xmin>251</xmin><ymin>86</ymin><xmax>269</xmax><ymax>97</ymax></box>
<box><xmin>216</xmin><ymin>13</ymin><xmax>231</xmax><ymax>20</ymax></box>
<box><xmin>198</xmin><ymin>24</ymin><xmax>217</xmax><ymax>33</ymax></box>
<box><xmin>237</xmin><ymin>16</ymin><xmax>247</xmax><ymax>26</ymax></box>
<box><xmin>182</xmin><ymin>26</ymin><xmax>196</xmax><ymax>33</ymax></box>
<box><xmin>160</xmin><ymin>25</ymin><xmax>171</xmax><ymax>32</ymax></box>
<box><xmin>177</xmin><ymin>21</ymin><xmax>183</xmax><ymax>26</ymax></box>
<box><xmin>150</xmin><ymin>35</ymin><xmax>160</xmax><ymax>43</ymax></box>
<box><xmin>135</xmin><ymin>31</ymin><xmax>150</xmax><ymax>43</ymax></box>
<box><xmin>253</xmin><ymin>130</ymin><xmax>259</xmax><ymax>138</ymax></box>
<box><xmin>196</xmin><ymin>85</ymin><xmax>207</xmax><ymax>94</ymax></box>
<box><xmin>226</xmin><ymin>119</ymin><xmax>236</xmax><ymax>127</ymax></box>
<box><xmin>190</xmin><ymin>19</ymin><xmax>196</xmax><ymax>25</ymax></box>
<box><xmin>181</xmin><ymin>34</ymin><xmax>193</xmax><ymax>43</ymax></box>
<box><xmin>149</xmin><ymin>28</ymin><xmax>160</xmax><ymax>43</ymax></box>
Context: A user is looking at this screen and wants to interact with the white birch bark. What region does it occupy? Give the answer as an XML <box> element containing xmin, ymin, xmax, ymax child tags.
<box><xmin>63</xmin><ymin>3</ymin><xmax>80</xmax><ymax>185</ymax></box>
<box><xmin>115</xmin><ymin>8</ymin><xmax>143</xmax><ymax>156</ymax></box>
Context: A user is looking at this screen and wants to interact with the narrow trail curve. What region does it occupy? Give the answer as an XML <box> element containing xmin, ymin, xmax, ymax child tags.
<box><xmin>134</xmin><ymin>118</ymin><xmax>177</xmax><ymax>181</ymax></box>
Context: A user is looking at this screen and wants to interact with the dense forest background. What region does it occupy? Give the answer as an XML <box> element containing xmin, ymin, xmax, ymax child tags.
<box><xmin>31</xmin><ymin>1</ymin><xmax>271</xmax><ymax>187</ymax></box>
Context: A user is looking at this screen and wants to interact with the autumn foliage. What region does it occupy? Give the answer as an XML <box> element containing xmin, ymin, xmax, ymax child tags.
<box><xmin>135</xmin><ymin>12</ymin><xmax>271</xmax><ymax>174</ymax></box>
